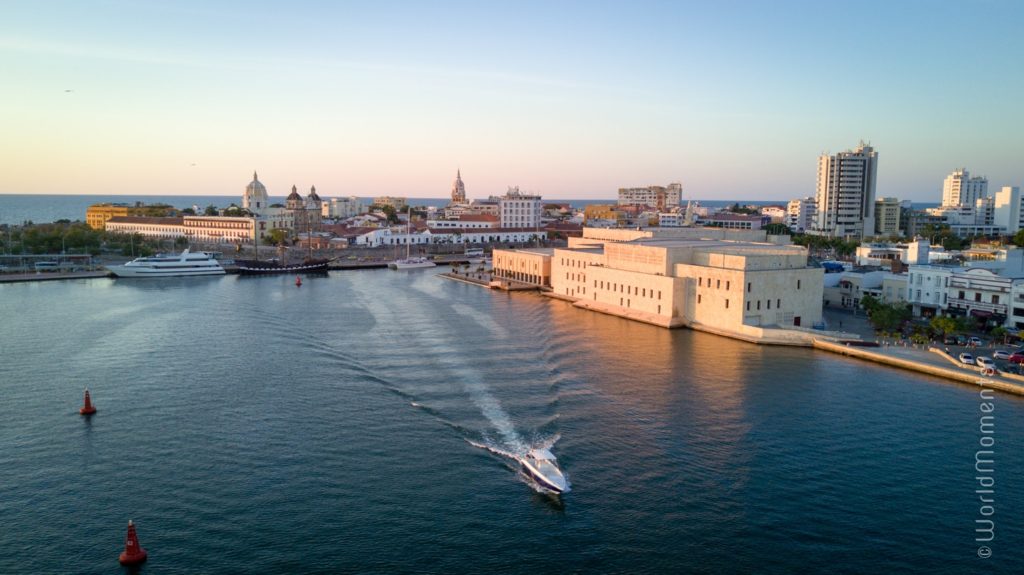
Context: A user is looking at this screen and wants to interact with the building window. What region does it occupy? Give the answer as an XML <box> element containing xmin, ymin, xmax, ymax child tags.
<box><xmin>726</xmin><ymin>281</ymin><xmax>730</xmax><ymax>290</ymax></box>
<box><xmin>975</xmin><ymin>293</ymin><xmax>982</xmax><ymax>302</ymax></box>
<box><xmin>716</xmin><ymin>279</ymin><xmax>721</xmax><ymax>289</ymax></box>
<box><xmin>725</xmin><ymin>299</ymin><xmax>730</xmax><ymax>309</ymax></box>
<box><xmin>757</xmin><ymin>301</ymin><xmax>761</xmax><ymax>310</ymax></box>
<box><xmin>746</xmin><ymin>301</ymin><xmax>750</xmax><ymax>311</ymax></box>
<box><xmin>797</xmin><ymin>280</ymin><xmax>801</xmax><ymax>289</ymax></box>
<box><xmin>777</xmin><ymin>299</ymin><xmax>781</xmax><ymax>308</ymax></box>
<box><xmin>767</xmin><ymin>300</ymin><xmax>771</xmax><ymax>310</ymax></box>
<box><xmin>993</xmin><ymin>295</ymin><xmax>1000</xmax><ymax>305</ymax></box>
<box><xmin>747</xmin><ymin>282</ymin><xmax>752</xmax><ymax>293</ymax></box>
<box><xmin>698</xmin><ymin>294</ymin><xmax>702</xmax><ymax>304</ymax></box>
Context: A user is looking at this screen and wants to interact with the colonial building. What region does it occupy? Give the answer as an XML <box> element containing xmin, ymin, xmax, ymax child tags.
<box><xmin>106</xmin><ymin>215</ymin><xmax>255</xmax><ymax>243</ymax></box>
<box><xmin>498</xmin><ymin>186</ymin><xmax>542</xmax><ymax>229</ymax></box>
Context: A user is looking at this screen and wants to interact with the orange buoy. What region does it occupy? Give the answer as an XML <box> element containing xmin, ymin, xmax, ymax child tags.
<box><xmin>118</xmin><ymin>520</ymin><xmax>148</xmax><ymax>565</ymax></box>
<box><xmin>79</xmin><ymin>388</ymin><xmax>97</xmax><ymax>415</ymax></box>
<box><xmin>295</xmin><ymin>275</ymin><xmax>302</xmax><ymax>287</ymax></box>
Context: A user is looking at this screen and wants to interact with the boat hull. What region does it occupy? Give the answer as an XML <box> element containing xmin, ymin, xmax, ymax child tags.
<box><xmin>235</xmin><ymin>259</ymin><xmax>331</xmax><ymax>274</ymax></box>
<box><xmin>519</xmin><ymin>460</ymin><xmax>567</xmax><ymax>493</ymax></box>
<box><xmin>388</xmin><ymin>260</ymin><xmax>436</xmax><ymax>270</ymax></box>
<box><xmin>108</xmin><ymin>266</ymin><xmax>225</xmax><ymax>278</ymax></box>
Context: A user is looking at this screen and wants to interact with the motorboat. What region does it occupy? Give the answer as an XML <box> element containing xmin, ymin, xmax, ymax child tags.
<box><xmin>517</xmin><ymin>448</ymin><xmax>568</xmax><ymax>493</ymax></box>
<box><xmin>107</xmin><ymin>249</ymin><xmax>226</xmax><ymax>278</ymax></box>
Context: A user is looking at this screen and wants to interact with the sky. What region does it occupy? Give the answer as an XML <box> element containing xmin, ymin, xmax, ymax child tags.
<box><xmin>1</xmin><ymin>0</ymin><xmax>1022</xmax><ymax>201</ymax></box>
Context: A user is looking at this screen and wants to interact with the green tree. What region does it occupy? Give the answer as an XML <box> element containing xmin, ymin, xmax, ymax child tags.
<box><xmin>859</xmin><ymin>294</ymin><xmax>882</xmax><ymax>315</ymax></box>
<box><xmin>204</xmin><ymin>205</ymin><xmax>219</xmax><ymax>216</ymax></box>
<box><xmin>930</xmin><ymin>316</ymin><xmax>957</xmax><ymax>338</ymax></box>
<box><xmin>266</xmin><ymin>229</ymin><xmax>289</xmax><ymax>246</ymax></box>
<box><xmin>990</xmin><ymin>326</ymin><xmax>1009</xmax><ymax>344</ymax></box>
<box><xmin>867</xmin><ymin>303</ymin><xmax>911</xmax><ymax>332</ymax></box>
<box><xmin>181</xmin><ymin>207</ymin><xmax>196</xmax><ymax>215</ymax></box>
<box><xmin>1013</xmin><ymin>229</ymin><xmax>1024</xmax><ymax>247</ymax></box>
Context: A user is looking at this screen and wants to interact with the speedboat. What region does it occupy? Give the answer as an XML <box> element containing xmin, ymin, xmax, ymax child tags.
<box><xmin>517</xmin><ymin>448</ymin><xmax>568</xmax><ymax>493</ymax></box>
<box><xmin>107</xmin><ymin>249</ymin><xmax>226</xmax><ymax>278</ymax></box>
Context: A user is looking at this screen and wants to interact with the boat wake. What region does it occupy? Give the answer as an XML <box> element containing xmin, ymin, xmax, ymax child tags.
<box><xmin>466</xmin><ymin>433</ymin><xmax>570</xmax><ymax>494</ymax></box>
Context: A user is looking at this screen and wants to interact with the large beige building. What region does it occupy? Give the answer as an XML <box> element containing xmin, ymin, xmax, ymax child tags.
<box><xmin>106</xmin><ymin>215</ymin><xmax>256</xmax><ymax>243</ymax></box>
<box><xmin>495</xmin><ymin>228</ymin><xmax>824</xmax><ymax>344</ymax></box>
<box><xmin>874</xmin><ymin>197</ymin><xmax>902</xmax><ymax>236</ymax></box>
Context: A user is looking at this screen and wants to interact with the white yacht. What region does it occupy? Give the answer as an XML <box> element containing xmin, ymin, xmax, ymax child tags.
<box><xmin>108</xmin><ymin>249</ymin><xmax>226</xmax><ymax>278</ymax></box>
<box><xmin>388</xmin><ymin>256</ymin><xmax>436</xmax><ymax>270</ymax></box>
<box><xmin>517</xmin><ymin>448</ymin><xmax>569</xmax><ymax>493</ymax></box>
<box><xmin>389</xmin><ymin>206</ymin><xmax>437</xmax><ymax>270</ymax></box>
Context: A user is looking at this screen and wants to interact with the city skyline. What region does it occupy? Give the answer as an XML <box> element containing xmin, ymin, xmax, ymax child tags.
<box><xmin>2</xmin><ymin>1</ymin><xmax>1022</xmax><ymax>200</ymax></box>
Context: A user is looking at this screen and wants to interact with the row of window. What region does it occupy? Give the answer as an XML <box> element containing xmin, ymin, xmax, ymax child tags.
<box><xmin>593</xmin><ymin>280</ymin><xmax>662</xmax><ymax>300</ymax></box>
<box><xmin>698</xmin><ymin>277</ymin><xmax>731</xmax><ymax>291</ymax></box>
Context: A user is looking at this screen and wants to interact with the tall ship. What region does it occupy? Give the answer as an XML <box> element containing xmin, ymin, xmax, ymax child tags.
<box><xmin>235</xmin><ymin>256</ymin><xmax>331</xmax><ymax>275</ymax></box>
<box><xmin>107</xmin><ymin>249</ymin><xmax>226</xmax><ymax>278</ymax></box>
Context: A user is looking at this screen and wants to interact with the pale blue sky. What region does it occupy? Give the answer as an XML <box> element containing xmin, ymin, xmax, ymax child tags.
<box><xmin>1</xmin><ymin>0</ymin><xmax>1021</xmax><ymax>200</ymax></box>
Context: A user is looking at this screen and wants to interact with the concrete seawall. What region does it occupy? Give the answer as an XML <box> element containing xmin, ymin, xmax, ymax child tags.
<box><xmin>813</xmin><ymin>339</ymin><xmax>1024</xmax><ymax>396</ymax></box>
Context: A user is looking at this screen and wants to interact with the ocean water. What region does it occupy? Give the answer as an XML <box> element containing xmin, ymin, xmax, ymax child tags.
<box><xmin>0</xmin><ymin>269</ymin><xmax>1021</xmax><ymax>573</ymax></box>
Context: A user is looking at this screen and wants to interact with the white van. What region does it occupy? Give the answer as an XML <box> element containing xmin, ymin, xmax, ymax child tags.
<box><xmin>34</xmin><ymin>261</ymin><xmax>59</xmax><ymax>271</ymax></box>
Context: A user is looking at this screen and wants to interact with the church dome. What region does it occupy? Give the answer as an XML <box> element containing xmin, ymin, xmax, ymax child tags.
<box><xmin>245</xmin><ymin>171</ymin><xmax>267</xmax><ymax>195</ymax></box>
<box><xmin>308</xmin><ymin>185</ymin><xmax>321</xmax><ymax>203</ymax></box>
<box><xmin>286</xmin><ymin>185</ymin><xmax>302</xmax><ymax>202</ymax></box>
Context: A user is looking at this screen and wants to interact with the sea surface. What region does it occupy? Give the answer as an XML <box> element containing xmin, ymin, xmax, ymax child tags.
<box><xmin>0</xmin><ymin>269</ymin><xmax>1021</xmax><ymax>573</ymax></box>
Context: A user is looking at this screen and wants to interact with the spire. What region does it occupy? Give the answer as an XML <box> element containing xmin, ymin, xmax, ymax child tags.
<box><xmin>310</xmin><ymin>185</ymin><xmax>316</xmax><ymax>193</ymax></box>
<box><xmin>292</xmin><ymin>185</ymin><xmax>297</xmax><ymax>193</ymax></box>
<box><xmin>253</xmin><ymin>170</ymin><xmax>258</xmax><ymax>181</ymax></box>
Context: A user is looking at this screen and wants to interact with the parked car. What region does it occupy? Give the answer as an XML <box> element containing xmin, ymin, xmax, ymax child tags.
<box><xmin>993</xmin><ymin>350</ymin><xmax>1012</xmax><ymax>360</ymax></box>
<box><xmin>977</xmin><ymin>356</ymin><xmax>995</xmax><ymax>370</ymax></box>
<box><xmin>943</xmin><ymin>336</ymin><xmax>958</xmax><ymax>345</ymax></box>
<box><xmin>959</xmin><ymin>353</ymin><xmax>975</xmax><ymax>365</ymax></box>
<box><xmin>1010</xmin><ymin>353</ymin><xmax>1024</xmax><ymax>364</ymax></box>
<box><xmin>969</xmin><ymin>336</ymin><xmax>985</xmax><ymax>346</ymax></box>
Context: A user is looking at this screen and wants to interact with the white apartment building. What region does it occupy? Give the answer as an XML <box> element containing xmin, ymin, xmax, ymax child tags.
<box><xmin>906</xmin><ymin>265</ymin><xmax>955</xmax><ymax>317</ymax></box>
<box><xmin>760</xmin><ymin>205</ymin><xmax>787</xmax><ymax>223</ymax></box>
<box><xmin>499</xmin><ymin>187</ymin><xmax>542</xmax><ymax>229</ymax></box>
<box><xmin>993</xmin><ymin>186</ymin><xmax>1024</xmax><ymax>234</ymax></box>
<box><xmin>941</xmin><ymin>168</ymin><xmax>988</xmax><ymax>207</ymax></box>
<box><xmin>617</xmin><ymin>183</ymin><xmax>683</xmax><ymax>209</ymax></box>
<box><xmin>787</xmin><ymin>197</ymin><xmax>816</xmax><ymax>233</ymax></box>
<box><xmin>322</xmin><ymin>197</ymin><xmax>364</xmax><ymax>219</ymax></box>
<box><xmin>812</xmin><ymin>142</ymin><xmax>878</xmax><ymax>239</ymax></box>
<box><xmin>658</xmin><ymin>213</ymin><xmax>683</xmax><ymax>227</ymax></box>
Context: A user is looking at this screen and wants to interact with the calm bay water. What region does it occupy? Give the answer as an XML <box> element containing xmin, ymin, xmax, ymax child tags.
<box><xmin>1</xmin><ymin>269</ymin><xmax>1022</xmax><ymax>573</ymax></box>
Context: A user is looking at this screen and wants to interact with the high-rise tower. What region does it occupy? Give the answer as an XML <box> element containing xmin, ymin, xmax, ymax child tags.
<box><xmin>941</xmin><ymin>169</ymin><xmax>988</xmax><ymax>207</ymax></box>
<box><xmin>812</xmin><ymin>142</ymin><xmax>878</xmax><ymax>239</ymax></box>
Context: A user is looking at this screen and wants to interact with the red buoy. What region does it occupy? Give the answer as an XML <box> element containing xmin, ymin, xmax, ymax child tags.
<box><xmin>79</xmin><ymin>388</ymin><xmax>97</xmax><ymax>415</ymax></box>
<box><xmin>295</xmin><ymin>275</ymin><xmax>302</xmax><ymax>287</ymax></box>
<box><xmin>118</xmin><ymin>520</ymin><xmax>148</xmax><ymax>565</ymax></box>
